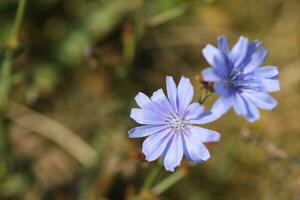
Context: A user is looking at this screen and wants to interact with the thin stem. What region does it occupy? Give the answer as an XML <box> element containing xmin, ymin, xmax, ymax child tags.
<box><xmin>132</xmin><ymin>163</ymin><xmax>161</xmax><ymax>200</ymax></box>
<box><xmin>0</xmin><ymin>0</ymin><xmax>27</xmax><ymax>110</ymax></box>
<box><xmin>0</xmin><ymin>116</ymin><xmax>12</xmax><ymax>168</ymax></box>
<box><xmin>147</xmin><ymin>5</ymin><xmax>187</xmax><ymax>27</ymax></box>
<box><xmin>0</xmin><ymin>0</ymin><xmax>27</xmax><ymax>172</ymax></box>
<box><xmin>9</xmin><ymin>0</ymin><xmax>27</xmax><ymax>48</ymax></box>
<box><xmin>198</xmin><ymin>90</ymin><xmax>211</xmax><ymax>105</ymax></box>
<box><xmin>151</xmin><ymin>169</ymin><xmax>186</xmax><ymax>195</ymax></box>
<box><xmin>0</xmin><ymin>51</ymin><xmax>13</xmax><ymax>111</ymax></box>
<box><xmin>142</xmin><ymin>163</ymin><xmax>161</xmax><ymax>189</ymax></box>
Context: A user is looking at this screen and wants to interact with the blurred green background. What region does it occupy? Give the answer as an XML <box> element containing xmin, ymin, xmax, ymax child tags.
<box><xmin>0</xmin><ymin>0</ymin><xmax>299</xmax><ymax>199</ymax></box>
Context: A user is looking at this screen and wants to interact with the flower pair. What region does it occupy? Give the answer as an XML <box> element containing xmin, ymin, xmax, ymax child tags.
<box><xmin>129</xmin><ymin>36</ymin><xmax>280</xmax><ymax>172</ymax></box>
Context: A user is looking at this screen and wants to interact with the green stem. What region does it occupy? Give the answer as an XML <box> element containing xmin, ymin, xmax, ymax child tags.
<box><xmin>132</xmin><ymin>163</ymin><xmax>161</xmax><ymax>200</ymax></box>
<box><xmin>0</xmin><ymin>116</ymin><xmax>11</xmax><ymax>168</ymax></box>
<box><xmin>142</xmin><ymin>163</ymin><xmax>161</xmax><ymax>189</ymax></box>
<box><xmin>147</xmin><ymin>5</ymin><xmax>187</xmax><ymax>27</ymax></box>
<box><xmin>0</xmin><ymin>51</ymin><xmax>13</xmax><ymax>111</ymax></box>
<box><xmin>0</xmin><ymin>0</ymin><xmax>27</xmax><ymax>110</ymax></box>
<box><xmin>11</xmin><ymin>0</ymin><xmax>27</xmax><ymax>43</ymax></box>
<box><xmin>0</xmin><ymin>0</ymin><xmax>27</xmax><ymax>172</ymax></box>
<box><xmin>151</xmin><ymin>169</ymin><xmax>186</xmax><ymax>195</ymax></box>
<box><xmin>198</xmin><ymin>90</ymin><xmax>211</xmax><ymax>105</ymax></box>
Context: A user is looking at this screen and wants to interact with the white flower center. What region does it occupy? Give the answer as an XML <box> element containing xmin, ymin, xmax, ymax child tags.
<box><xmin>165</xmin><ymin>113</ymin><xmax>189</xmax><ymax>132</ymax></box>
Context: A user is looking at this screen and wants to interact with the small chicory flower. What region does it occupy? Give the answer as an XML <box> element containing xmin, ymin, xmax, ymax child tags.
<box><xmin>129</xmin><ymin>76</ymin><xmax>220</xmax><ymax>172</ymax></box>
<box><xmin>202</xmin><ymin>36</ymin><xmax>280</xmax><ymax>122</ymax></box>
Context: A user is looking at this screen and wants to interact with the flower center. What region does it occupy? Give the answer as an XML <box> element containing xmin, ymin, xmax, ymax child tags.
<box><xmin>165</xmin><ymin>113</ymin><xmax>189</xmax><ymax>132</ymax></box>
<box><xmin>226</xmin><ymin>69</ymin><xmax>263</xmax><ymax>92</ymax></box>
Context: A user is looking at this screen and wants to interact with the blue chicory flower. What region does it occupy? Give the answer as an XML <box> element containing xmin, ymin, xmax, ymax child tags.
<box><xmin>129</xmin><ymin>76</ymin><xmax>220</xmax><ymax>172</ymax></box>
<box><xmin>201</xmin><ymin>36</ymin><xmax>280</xmax><ymax>122</ymax></box>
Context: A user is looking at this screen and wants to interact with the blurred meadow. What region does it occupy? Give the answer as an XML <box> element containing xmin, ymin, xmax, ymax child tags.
<box><xmin>0</xmin><ymin>0</ymin><xmax>300</xmax><ymax>199</ymax></box>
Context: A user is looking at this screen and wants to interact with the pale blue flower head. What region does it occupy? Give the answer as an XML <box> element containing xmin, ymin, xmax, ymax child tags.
<box><xmin>129</xmin><ymin>76</ymin><xmax>220</xmax><ymax>172</ymax></box>
<box><xmin>201</xmin><ymin>36</ymin><xmax>280</xmax><ymax>122</ymax></box>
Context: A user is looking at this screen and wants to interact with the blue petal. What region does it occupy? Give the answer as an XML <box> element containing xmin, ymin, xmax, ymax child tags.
<box><xmin>201</xmin><ymin>67</ymin><xmax>220</xmax><ymax>82</ymax></box>
<box><xmin>130</xmin><ymin>108</ymin><xmax>165</xmax><ymax>125</ymax></box>
<box><xmin>255</xmin><ymin>66</ymin><xmax>279</xmax><ymax>78</ymax></box>
<box><xmin>202</xmin><ymin>44</ymin><xmax>227</xmax><ymax>77</ymax></box>
<box><xmin>239</xmin><ymin>40</ymin><xmax>262</xmax><ymax>67</ymax></box>
<box><xmin>184</xmin><ymin>102</ymin><xmax>205</xmax><ymax>120</ymax></box>
<box><xmin>182</xmin><ymin>130</ymin><xmax>210</xmax><ymax>163</ymax></box>
<box><xmin>177</xmin><ymin>76</ymin><xmax>194</xmax><ymax>114</ymax></box>
<box><xmin>189</xmin><ymin>110</ymin><xmax>219</xmax><ymax>124</ymax></box>
<box><xmin>213</xmin><ymin>81</ymin><xmax>232</xmax><ymax>96</ymax></box>
<box><xmin>189</xmin><ymin>126</ymin><xmax>220</xmax><ymax>143</ymax></box>
<box><xmin>211</xmin><ymin>95</ymin><xmax>234</xmax><ymax>117</ymax></box>
<box><xmin>233</xmin><ymin>93</ymin><xmax>247</xmax><ymax>116</ymax></box>
<box><xmin>244</xmin><ymin>98</ymin><xmax>260</xmax><ymax>122</ymax></box>
<box><xmin>135</xmin><ymin>92</ymin><xmax>151</xmax><ymax>108</ymax></box>
<box><xmin>218</xmin><ymin>36</ymin><xmax>229</xmax><ymax>56</ymax></box>
<box><xmin>162</xmin><ymin>133</ymin><xmax>184</xmax><ymax>172</ymax></box>
<box><xmin>243</xmin><ymin>92</ymin><xmax>278</xmax><ymax>110</ymax></box>
<box><xmin>261</xmin><ymin>78</ymin><xmax>280</xmax><ymax>92</ymax></box>
<box><xmin>230</xmin><ymin>36</ymin><xmax>249</xmax><ymax>68</ymax></box>
<box><xmin>243</xmin><ymin>48</ymin><xmax>268</xmax><ymax>73</ymax></box>
<box><xmin>151</xmin><ymin>89</ymin><xmax>173</xmax><ymax>115</ymax></box>
<box><xmin>166</xmin><ymin>76</ymin><xmax>177</xmax><ymax>112</ymax></box>
<box><xmin>128</xmin><ymin>125</ymin><xmax>169</xmax><ymax>138</ymax></box>
<box><xmin>135</xmin><ymin>92</ymin><xmax>161</xmax><ymax>114</ymax></box>
<box><xmin>142</xmin><ymin>129</ymin><xmax>173</xmax><ymax>161</ymax></box>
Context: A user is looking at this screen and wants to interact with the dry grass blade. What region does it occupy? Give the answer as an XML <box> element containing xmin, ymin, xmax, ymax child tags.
<box><xmin>6</xmin><ymin>102</ymin><xmax>97</xmax><ymax>168</ymax></box>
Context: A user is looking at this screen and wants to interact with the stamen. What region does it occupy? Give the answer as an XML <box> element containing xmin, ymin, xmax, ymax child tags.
<box><xmin>227</xmin><ymin>69</ymin><xmax>263</xmax><ymax>92</ymax></box>
<box><xmin>165</xmin><ymin>113</ymin><xmax>190</xmax><ymax>132</ymax></box>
